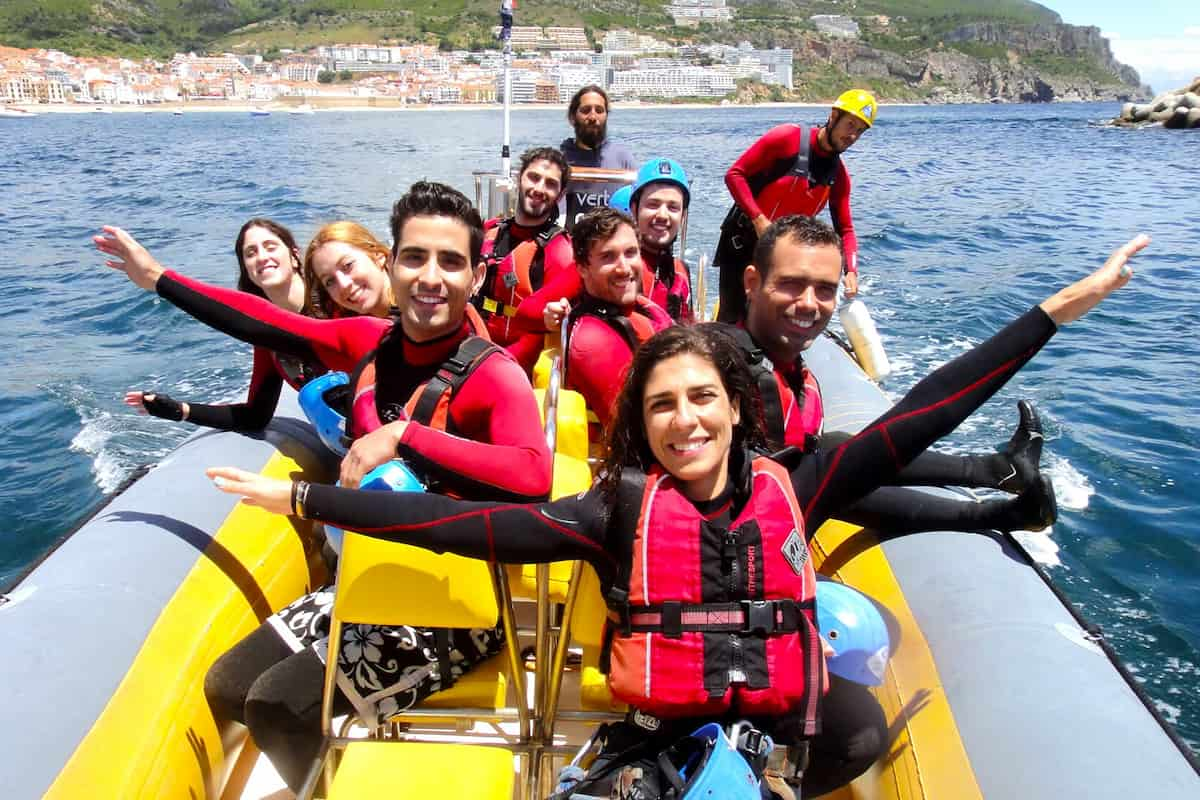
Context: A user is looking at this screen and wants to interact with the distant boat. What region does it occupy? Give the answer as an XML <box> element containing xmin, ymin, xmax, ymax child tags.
<box><xmin>287</xmin><ymin>103</ymin><xmax>315</xmax><ymax>115</ymax></box>
<box><xmin>172</xmin><ymin>109</ymin><xmax>184</xmax><ymax>116</ymax></box>
<box><xmin>250</xmin><ymin>107</ymin><xmax>271</xmax><ymax>117</ymax></box>
<box><xmin>0</xmin><ymin>106</ymin><xmax>38</xmax><ymax>118</ymax></box>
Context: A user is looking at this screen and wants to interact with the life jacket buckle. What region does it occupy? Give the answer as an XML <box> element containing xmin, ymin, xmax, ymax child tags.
<box><xmin>741</xmin><ymin>600</ymin><xmax>775</xmax><ymax>635</ymax></box>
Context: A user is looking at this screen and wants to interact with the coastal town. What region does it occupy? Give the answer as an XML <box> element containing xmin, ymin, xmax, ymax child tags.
<box><xmin>0</xmin><ymin>0</ymin><xmax>834</xmax><ymax>111</ymax></box>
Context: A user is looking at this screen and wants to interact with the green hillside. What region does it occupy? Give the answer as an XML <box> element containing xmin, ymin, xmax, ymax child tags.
<box><xmin>0</xmin><ymin>0</ymin><xmax>1062</xmax><ymax>57</ymax></box>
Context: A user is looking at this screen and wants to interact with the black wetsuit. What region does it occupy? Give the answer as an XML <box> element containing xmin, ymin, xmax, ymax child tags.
<box><xmin>293</xmin><ymin>306</ymin><xmax>1057</xmax><ymax>792</ymax></box>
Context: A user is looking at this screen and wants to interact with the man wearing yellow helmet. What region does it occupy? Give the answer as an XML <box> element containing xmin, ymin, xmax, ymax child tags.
<box><xmin>715</xmin><ymin>88</ymin><xmax>876</xmax><ymax>323</ymax></box>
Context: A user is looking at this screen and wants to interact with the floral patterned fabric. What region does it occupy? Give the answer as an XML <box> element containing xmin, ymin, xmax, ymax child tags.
<box><xmin>268</xmin><ymin>585</ymin><xmax>504</xmax><ymax>726</ymax></box>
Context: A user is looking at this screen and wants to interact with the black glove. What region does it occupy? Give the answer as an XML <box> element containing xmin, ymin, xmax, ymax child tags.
<box><xmin>142</xmin><ymin>392</ymin><xmax>185</xmax><ymax>421</ymax></box>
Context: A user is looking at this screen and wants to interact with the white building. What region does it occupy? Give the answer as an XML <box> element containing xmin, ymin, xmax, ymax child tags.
<box><xmin>609</xmin><ymin>65</ymin><xmax>735</xmax><ymax>99</ymax></box>
<box><xmin>666</xmin><ymin>0</ymin><xmax>734</xmax><ymax>27</ymax></box>
<box><xmin>495</xmin><ymin>69</ymin><xmax>540</xmax><ymax>103</ymax></box>
<box><xmin>737</xmin><ymin>43</ymin><xmax>794</xmax><ymax>89</ymax></box>
<box><xmin>811</xmin><ymin>15</ymin><xmax>861</xmax><ymax>39</ymax></box>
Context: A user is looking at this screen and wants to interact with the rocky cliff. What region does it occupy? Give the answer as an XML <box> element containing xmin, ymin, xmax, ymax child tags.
<box><xmin>752</xmin><ymin>20</ymin><xmax>1148</xmax><ymax>103</ymax></box>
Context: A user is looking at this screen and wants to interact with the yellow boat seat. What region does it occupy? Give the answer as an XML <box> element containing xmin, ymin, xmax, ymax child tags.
<box><xmin>508</xmin><ymin>387</ymin><xmax>595</xmax><ymax>602</ymax></box>
<box><xmin>327</xmin><ymin>740</ymin><xmax>513</xmax><ymax>799</ymax></box>
<box><xmin>570</xmin><ymin>565</ymin><xmax>628</xmax><ymax>713</ymax></box>
<box><xmin>303</xmin><ymin>529</ymin><xmax>530</xmax><ymax>794</ymax></box>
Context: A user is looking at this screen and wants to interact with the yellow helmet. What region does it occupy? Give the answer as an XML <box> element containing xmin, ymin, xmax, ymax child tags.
<box><xmin>832</xmin><ymin>89</ymin><xmax>877</xmax><ymax>128</ymax></box>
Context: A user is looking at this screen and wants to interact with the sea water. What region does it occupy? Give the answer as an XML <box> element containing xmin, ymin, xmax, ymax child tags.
<box><xmin>0</xmin><ymin>102</ymin><xmax>1196</xmax><ymax>750</ymax></box>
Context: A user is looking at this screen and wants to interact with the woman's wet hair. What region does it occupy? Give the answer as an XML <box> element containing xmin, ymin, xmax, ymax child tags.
<box><xmin>599</xmin><ymin>324</ymin><xmax>766</xmax><ymax>500</ymax></box>
<box><xmin>753</xmin><ymin>215</ymin><xmax>843</xmax><ymax>279</ymax></box>
<box><xmin>389</xmin><ymin>181</ymin><xmax>485</xmax><ymax>267</ymax></box>
<box><xmin>567</xmin><ymin>84</ymin><xmax>609</xmax><ymax>121</ymax></box>
<box><xmin>301</xmin><ymin>221</ymin><xmax>393</xmax><ymax>318</ymax></box>
<box><xmin>571</xmin><ymin>207</ymin><xmax>635</xmax><ymax>266</ymax></box>
<box><xmin>234</xmin><ymin>218</ymin><xmax>301</xmax><ymax>298</ymax></box>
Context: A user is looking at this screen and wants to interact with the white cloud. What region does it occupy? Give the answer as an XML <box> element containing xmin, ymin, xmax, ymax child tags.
<box><xmin>1101</xmin><ymin>31</ymin><xmax>1120</xmax><ymax>40</ymax></box>
<box><xmin>1110</xmin><ymin>35</ymin><xmax>1200</xmax><ymax>92</ymax></box>
<box><xmin>1183</xmin><ymin>26</ymin><xmax>1200</xmax><ymax>37</ymax></box>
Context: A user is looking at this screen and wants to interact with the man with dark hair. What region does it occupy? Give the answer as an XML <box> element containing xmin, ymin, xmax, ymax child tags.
<box><xmin>474</xmin><ymin>146</ymin><xmax>577</xmax><ymax>371</ymax></box>
<box><xmin>728</xmin><ymin>215</ymin><xmax>1055</xmax><ymax>537</ymax></box>
<box><xmin>546</xmin><ymin>208</ymin><xmax>672</xmax><ymax>432</ymax></box>
<box><xmin>715</xmin><ymin>89</ymin><xmax>876</xmax><ymax>322</ymax></box>
<box><xmin>560</xmin><ymin>84</ymin><xmax>637</xmax><ymax>229</ymax></box>
<box><xmin>97</xmin><ymin>182</ymin><xmax>554</xmax><ymax>791</ymax></box>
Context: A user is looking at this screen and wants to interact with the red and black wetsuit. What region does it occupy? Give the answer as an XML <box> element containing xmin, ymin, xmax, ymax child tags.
<box><xmin>716</xmin><ymin>124</ymin><xmax>857</xmax><ymax>323</ymax></box>
<box><xmin>156</xmin><ymin>270</ymin><xmax>552</xmax><ymax>501</ymax></box>
<box><xmin>477</xmin><ymin>216</ymin><xmax>578</xmax><ymax>372</ymax></box>
<box><xmin>726</xmin><ymin>125</ymin><xmax>857</xmax><ymax>266</ymax></box>
<box><xmin>293</xmin><ymin>305</ymin><xmax>1056</xmax><ymax>791</ymax></box>
<box><xmin>299</xmin><ymin>304</ymin><xmax>1056</xmax><ymax>578</ymax></box>
<box><xmin>640</xmin><ymin>247</ymin><xmax>694</xmax><ymax>323</ymax></box>
<box><xmin>563</xmin><ymin>294</ymin><xmax>673</xmax><ymax>429</ymax></box>
<box><xmin>177</xmin><ymin>346</ymin><xmax>321</xmax><ymax>431</ymax></box>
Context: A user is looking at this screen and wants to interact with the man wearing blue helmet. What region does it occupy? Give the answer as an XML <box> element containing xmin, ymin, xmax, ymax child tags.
<box><xmin>629</xmin><ymin>158</ymin><xmax>694</xmax><ymax>322</ymax></box>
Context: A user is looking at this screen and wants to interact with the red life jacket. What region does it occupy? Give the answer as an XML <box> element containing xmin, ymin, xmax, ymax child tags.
<box><xmin>640</xmin><ymin>250</ymin><xmax>692</xmax><ymax>322</ymax></box>
<box><xmin>564</xmin><ymin>294</ymin><xmax>671</xmax><ymax>364</ymax></box>
<box><xmin>602</xmin><ymin>456</ymin><xmax>825</xmax><ymax>728</ymax></box>
<box><xmin>476</xmin><ymin>218</ymin><xmax>565</xmax><ymax>344</ymax></box>
<box><xmin>347</xmin><ymin>315</ymin><xmax>499</xmax><ymax>440</ymax></box>
<box><xmin>715</xmin><ymin>324</ymin><xmax>823</xmax><ymax>450</ymax></box>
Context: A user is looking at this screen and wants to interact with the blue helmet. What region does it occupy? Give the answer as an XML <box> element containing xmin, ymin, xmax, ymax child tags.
<box><xmin>817</xmin><ymin>581</ymin><xmax>891</xmax><ymax>686</ymax></box>
<box><xmin>326</xmin><ymin>460</ymin><xmax>425</xmax><ymax>554</ymax></box>
<box><xmin>669</xmin><ymin>722</ymin><xmax>769</xmax><ymax>799</ymax></box>
<box><xmin>631</xmin><ymin>157</ymin><xmax>690</xmax><ymax>209</ymax></box>
<box><xmin>298</xmin><ymin>371</ymin><xmax>351</xmax><ymax>457</ymax></box>
<box><xmin>608</xmin><ymin>184</ymin><xmax>633</xmax><ymax>215</ymax></box>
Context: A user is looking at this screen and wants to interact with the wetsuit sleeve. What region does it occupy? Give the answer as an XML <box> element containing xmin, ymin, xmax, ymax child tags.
<box><xmin>155</xmin><ymin>270</ymin><xmax>386</xmax><ymax>373</ymax></box>
<box><xmin>183</xmin><ymin>347</ymin><xmax>283</xmax><ymax>430</ymax></box>
<box><xmin>397</xmin><ymin>352</ymin><xmax>554</xmax><ymax>502</ymax></box>
<box><xmin>568</xmin><ymin>319</ymin><xmax>631</xmax><ymax>427</ymax></box>
<box><xmin>725</xmin><ymin>124</ymin><xmax>798</xmax><ymax>220</ymax></box>
<box><xmin>301</xmin><ymin>486</ymin><xmax>619</xmax><ymax>582</ymax></box>
<box><xmin>828</xmin><ymin>163</ymin><xmax>858</xmax><ymax>274</ymax></box>
<box><xmin>792</xmin><ymin>307</ymin><xmax>1057</xmax><ymax>532</ymax></box>
<box><xmin>509</xmin><ymin>237</ymin><xmax>581</xmax><ymax>333</ymax></box>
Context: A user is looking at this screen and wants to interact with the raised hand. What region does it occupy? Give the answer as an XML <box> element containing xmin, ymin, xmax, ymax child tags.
<box><xmin>93</xmin><ymin>225</ymin><xmax>166</xmax><ymax>290</ymax></box>
<box><xmin>1040</xmin><ymin>234</ymin><xmax>1149</xmax><ymax>326</ymax></box>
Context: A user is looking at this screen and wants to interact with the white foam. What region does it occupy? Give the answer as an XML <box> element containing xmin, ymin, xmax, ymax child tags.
<box><xmin>1011</xmin><ymin>528</ymin><xmax>1062</xmax><ymax>567</ymax></box>
<box><xmin>1046</xmin><ymin>454</ymin><xmax>1094</xmax><ymax>511</ymax></box>
<box><xmin>69</xmin><ymin>409</ymin><xmax>128</xmax><ymax>493</ymax></box>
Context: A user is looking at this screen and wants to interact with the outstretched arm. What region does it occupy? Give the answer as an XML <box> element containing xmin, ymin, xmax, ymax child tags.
<box><xmin>795</xmin><ymin>234</ymin><xmax>1148</xmax><ymax>530</ymax></box>
<box><xmin>95</xmin><ymin>226</ymin><xmax>388</xmax><ymax>373</ymax></box>
<box><xmin>206</xmin><ymin>466</ymin><xmax>618</xmax><ymax>581</ymax></box>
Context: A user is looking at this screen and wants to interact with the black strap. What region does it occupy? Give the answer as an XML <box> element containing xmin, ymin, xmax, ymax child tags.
<box><xmin>626</xmin><ymin>599</ymin><xmax>805</xmax><ymax>636</ymax></box>
<box><xmin>432</xmin><ymin>629</ymin><xmax>457</xmax><ymax>690</ymax></box>
<box><xmin>564</xmin><ymin>296</ymin><xmax>644</xmax><ymax>369</ymax></box>
<box><xmin>530</xmin><ymin>222</ymin><xmax>564</xmax><ymax>290</ymax></box>
<box><xmin>710</xmin><ymin>324</ymin><xmax>788</xmax><ymax>449</ymax></box>
<box><xmin>475</xmin><ymin>221</ymin><xmax>513</xmax><ymax>317</ymax></box>
<box><xmin>409</xmin><ymin>336</ymin><xmax>501</xmax><ymax>426</ymax></box>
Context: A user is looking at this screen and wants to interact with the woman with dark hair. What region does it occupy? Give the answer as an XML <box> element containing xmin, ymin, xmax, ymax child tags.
<box><xmin>209</xmin><ymin>236</ymin><xmax>1148</xmax><ymax>795</ymax></box>
<box><xmin>125</xmin><ymin>218</ymin><xmax>322</xmax><ymax>431</ymax></box>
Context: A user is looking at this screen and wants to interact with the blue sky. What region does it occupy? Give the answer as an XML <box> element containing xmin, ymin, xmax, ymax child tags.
<box><xmin>1041</xmin><ymin>1</ymin><xmax>1198</xmax><ymax>92</ymax></box>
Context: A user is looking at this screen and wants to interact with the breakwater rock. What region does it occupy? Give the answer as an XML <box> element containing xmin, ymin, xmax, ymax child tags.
<box><xmin>1116</xmin><ymin>78</ymin><xmax>1200</xmax><ymax>128</ymax></box>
